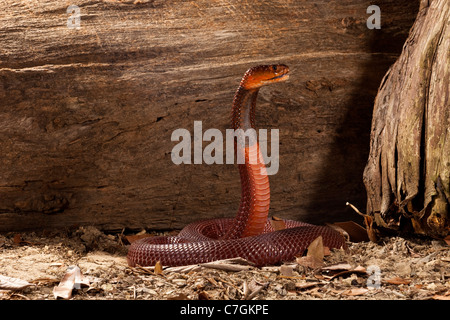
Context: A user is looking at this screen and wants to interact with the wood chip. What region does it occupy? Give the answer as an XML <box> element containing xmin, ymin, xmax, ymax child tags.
<box><xmin>341</xmin><ymin>288</ymin><xmax>369</xmax><ymax>296</ymax></box>
<box><xmin>384</xmin><ymin>277</ymin><xmax>411</xmax><ymax>285</ymax></box>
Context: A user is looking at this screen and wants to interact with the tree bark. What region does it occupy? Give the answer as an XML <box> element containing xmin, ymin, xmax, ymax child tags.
<box><xmin>363</xmin><ymin>0</ymin><xmax>449</xmax><ymax>238</ymax></box>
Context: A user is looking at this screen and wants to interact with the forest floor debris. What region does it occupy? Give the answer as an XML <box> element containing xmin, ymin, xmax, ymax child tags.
<box><xmin>0</xmin><ymin>226</ymin><xmax>449</xmax><ymax>300</ymax></box>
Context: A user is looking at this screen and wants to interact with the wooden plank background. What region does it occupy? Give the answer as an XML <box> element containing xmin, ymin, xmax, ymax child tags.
<box><xmin>0</xmin><ymin>0</ymin><xmax>419</xmax><ymax>232</ymax></box>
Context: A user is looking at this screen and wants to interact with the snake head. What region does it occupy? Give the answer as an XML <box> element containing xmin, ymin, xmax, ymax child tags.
<box><xmin>240</xmin><ymin>64</ymin><xmax>290</xmax><ymax>90</ymax></box>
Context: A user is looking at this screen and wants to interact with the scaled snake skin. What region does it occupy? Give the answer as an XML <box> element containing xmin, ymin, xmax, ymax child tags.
<box><xmin>127</xmin><ymin>65</ymin><xmax>346</xmax><ymax>267</ymax></box>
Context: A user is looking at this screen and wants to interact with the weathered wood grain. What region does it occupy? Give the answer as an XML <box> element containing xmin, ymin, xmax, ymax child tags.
<box><xmin>0</xmin><ymin>0</ymin><xmax>418</xmax><ymax>232</ymax></box>
<box><xmin>363</xmin><ymin>0</ymin><xmax>449</xmax><ymax>238</ymax></box>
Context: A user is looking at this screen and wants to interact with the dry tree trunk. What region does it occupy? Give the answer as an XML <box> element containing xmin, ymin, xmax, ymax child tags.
<box><xmin>363</xmin><ymin>0</ymin><xmax>449</xmax><ymax>239</ymax></box>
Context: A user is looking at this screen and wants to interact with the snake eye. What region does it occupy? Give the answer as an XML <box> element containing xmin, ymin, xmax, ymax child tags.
<box><xmin>272</xmin><ymin>65</ymin><xmax>277</xmax><ymax>72</ymax></box>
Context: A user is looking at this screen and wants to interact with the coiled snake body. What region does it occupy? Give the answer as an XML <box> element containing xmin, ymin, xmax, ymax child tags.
<box><xmin>127</xmin><ymin>65</ymin><xmax>346</xmax><ymax>267</ymax></box>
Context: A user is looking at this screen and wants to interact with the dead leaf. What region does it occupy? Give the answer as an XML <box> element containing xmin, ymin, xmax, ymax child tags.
<box><xmin>296</xmin><ymin>236</ymin><xmax>325</xmax><ymax>268</ymax></box>
<box><xmin>313</xmin><ymin>273</ymin><xmax>326</xmax><ymax>280</ymax></box>
<box><xmin>296</xmin><ymin>236</ymin><xmax>324</xmax><ymax>268</ymax></box>
<box><xmin>331</xmin><ymin>221</ymin><xmax>369</xmax><ymax>242</ymax></box>
<box><xmin>295</xmin><ymin>282</ymin><xmax>321</xmax><ymax>290</ymax></box>
<box><xmin>444</xmin><ymin>235</ymin><xmax>450</xmax><ymax>246</ymax></box>
<box><xmin>270</xmin><ymin>216</ymin><xmax>286</xmax><ymax>231</ymax></box>
<box><xmin>363</xmin><ymin>215</ymin><xmax>379</xmax><ymax>243</ymax></box>
<box><xmin>0</xmin><ymin>274</ymin><xmax>34</xmax><ymax>290</ymax></box>
<box><xmin>244</xmin><ymin>280</ymin><xmax>267</xmax><ymax>300</ymax></box>
<box><xmin>198</xmin><ymin>291</ymin><xmax>210</xmax><ymax>300</ymax></box>
<box><xmin>13</xmin><ymin>234</ymin><xmax>22</xmax><ymax>245</ymax></box>
<box><xmin>345</xmin><ymin>202</ymin><xmax>379</xmax><ymax>242</ymax></box>
<box><xmin>125</xmin><ymin>233</ymin><xmax>152</xmax><ymax>244</ymax></box>
<box><xmin>341</xmin><ymin>288</ymin><xmax>369</xmax><ymax>296</ymax></box>
<box><xmin>280</xmin><ymin>264</ymin><xmax>295</xmax><ymax>277</ymax></box>
<box><xmin>353</xmin><ymin>265</ymin><xmax>367</xmax><ymax>273</ymax></box>
<box><xmin>321</xmin><ymin>263</ymin><xmax>353</xmax><ymax>271</ymax></box>
<box><xmin>432</xmin><ymin>293</ymin><xmax>450</xmax><ymax>300</ymax></box>
<box><xmin>326</xmin><ymin>224</ymin><xmax>350</xmax><ymax>241</ymax></box>
<box><xmin>323</xmin><ymin>265</ymin><xmax>367</xmax><ymax>280</ymax></box>
<box><xmin>385</xmin><ymin>277</ymin><xmax>411</xmax><ymax>285</ymax></box>
<box><xmin>154</xmin><ymin>261</ymin><xmax>163</xmax><ymax>275</ymax></box>
<box><xmin>11</xmin><ymin>233</ymin><xmax>34</xmax><ymax>246</ymax></box>
<box><xmin>167</xmin><ymin>293</ymin><xmax>189</xmax><ymax>300</ymax></box>
<box><xmin>308</xmin><ymin>236</ymin><xmax>324</xmax><ymax>260</ymax></box>
<box><xmin>296</xmin><ymin>256</ymin><xmax>323</xmax><ymax>269</ymax></box>
<box><xmin>53</xmin><ymin>265</ymin><xmax>89</xmax><ymax>299</ymax></box>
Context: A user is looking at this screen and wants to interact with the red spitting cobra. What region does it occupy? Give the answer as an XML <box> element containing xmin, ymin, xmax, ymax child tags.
<box><xmin>127</xmin><ymin>65</ymin><xmax>346</xmax><ymax>267</ymax></box>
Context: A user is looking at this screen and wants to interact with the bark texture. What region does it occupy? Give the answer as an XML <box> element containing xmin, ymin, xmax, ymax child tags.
<box><xmin>0</xmin><ymin>1</ymin><xmax>418</xmax><ymax>232</ymax></box>
<box><xmin>363</xmin><ymin>0</ymin><xmax>449</xmax><ymax>238</ymax></box>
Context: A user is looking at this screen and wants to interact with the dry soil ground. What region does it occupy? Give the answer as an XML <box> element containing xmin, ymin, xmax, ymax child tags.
<box><xmin>0</xmin><ymin>226</ymin><xmax>449</xmax><ymax>300</ymax></box>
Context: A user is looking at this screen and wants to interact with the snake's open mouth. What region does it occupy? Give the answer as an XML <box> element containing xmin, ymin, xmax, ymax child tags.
<box><xmin>269</xmin><ymin>73</ymin><xmax>289</xmax><ymax>81</ymax></box>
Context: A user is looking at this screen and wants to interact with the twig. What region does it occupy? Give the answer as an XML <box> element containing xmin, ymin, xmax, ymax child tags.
<box><xmin>346</xmin><ymin>202</ymin><xmax>366</xmax><ymax>217</ymax></box>
<box><xmin>242</xmin><ymin>280</ymin><xmax>249</xmax><ymax>300</ymax></box>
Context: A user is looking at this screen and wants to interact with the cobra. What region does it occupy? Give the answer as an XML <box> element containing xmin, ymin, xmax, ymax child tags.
<box><xmin>127</xmin><ymin>64</ymin><xmax>346</xmax><ymax>267</ymax></box>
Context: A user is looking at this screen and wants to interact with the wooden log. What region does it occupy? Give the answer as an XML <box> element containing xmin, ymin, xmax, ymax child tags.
<box><xmin>363</xmin><ymin>0</ymin><xmax>449</xmax><ymax>239</ymax></box>
<box><xmin>0</xmin><ymin>0</ymin><xmax>418</xmax><ymax>232</ymax></box>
